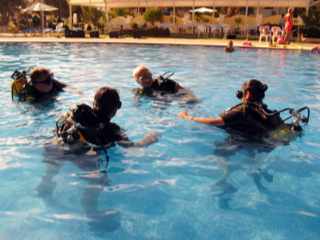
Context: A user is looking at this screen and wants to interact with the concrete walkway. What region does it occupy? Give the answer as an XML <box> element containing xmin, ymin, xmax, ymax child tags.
<box><xmin>0</xmin><ymin>33</ymin><xmax>318</xmax><ymax>51</ymax></box>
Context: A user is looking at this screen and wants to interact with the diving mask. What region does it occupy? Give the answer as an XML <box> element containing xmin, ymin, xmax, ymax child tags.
<box><xmin>32</xmin><ymin>73</ymin><xmax>53</xmax><ymax>85</ymax></box>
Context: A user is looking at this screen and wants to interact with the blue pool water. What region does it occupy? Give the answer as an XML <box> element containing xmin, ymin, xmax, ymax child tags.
<box><xmin>0</xmin><ymin>43</ymin><xmax>320</xmax><ymax>239</ymax></box>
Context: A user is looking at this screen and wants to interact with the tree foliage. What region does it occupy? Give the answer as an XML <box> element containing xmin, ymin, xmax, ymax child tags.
<box><xmin>108</xmin><ymin>8</ymin><xmax>131</xmax><ymax>20</ymax></box>
<box><xmin>0</xmin><ymin>0</ymin><xmax>27</xmax><ymax>25</ymax></box>
<box><xmin>300</xmin><ymin>9</ymin><xmax>320</xmax><ymax>26</ymax></box>
<box><xmin>44</xmin><ymin>0</ymin><xmax>69</xmax><ymax>18</ymax></box>
<box><xmin>83</xmin><ymin>7</ymin><xmax>104</xmax><ymax>25</ymax></box>
<box><xmin>143</xmin><ymin>7</ymin><xmax>162</xmax><ymax>26</ymax></box>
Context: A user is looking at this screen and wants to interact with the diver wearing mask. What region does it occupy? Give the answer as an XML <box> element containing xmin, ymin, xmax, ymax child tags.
<box><xmin>11</xmin><ymin>67</ymin><xmax>67</xmax><ymax>102</ymax></box>
<box><xmin>132</xmin><ymin>65</ymin><xmax>184</xmax><ymax>97</ymax></box>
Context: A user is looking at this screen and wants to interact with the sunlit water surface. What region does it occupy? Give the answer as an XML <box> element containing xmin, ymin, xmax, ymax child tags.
<box><xmin>0</xmin><ymin>43</ymin><xmax>320</xmax><ymax>239</ymax></box>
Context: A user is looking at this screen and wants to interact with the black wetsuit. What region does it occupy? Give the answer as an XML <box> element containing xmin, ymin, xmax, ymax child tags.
<box><xmin>221</xmin><ymin>101</ymin><xmax>281</xmax><ymax>139</ymax></box>
<box><xmin>215</xmin><ymin>101</ymin><xmax>282</xmax><ymax>156</ymax></box>
<box><xmin>19</xmin><ymin>79</ymin><xmax>65</xmax><ymax>102</ymax></box>
<box><xmin>57</xmin><ymin>104</ymin><xmax>134</xmax><ymax>149</ymax></box>
<box><xmin>134</xmin><ymin>78</ymin><xmax>178</xmax><ymax>97</ymax></box>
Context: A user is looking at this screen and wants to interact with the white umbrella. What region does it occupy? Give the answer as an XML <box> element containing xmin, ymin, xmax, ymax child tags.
<box><xmin>189</xmin><ymin>7</ymin><xmax>217</xmax><ymax>13</ymax></box>
<box><xmin>23</xmin><ymin>2</ymin><xmax>58</xmax><ymax>30</ymax></box>
<box><xmin>23</xmin><ymin>3</ymin><xmax>58</xmax><ymax>12</ymax></box>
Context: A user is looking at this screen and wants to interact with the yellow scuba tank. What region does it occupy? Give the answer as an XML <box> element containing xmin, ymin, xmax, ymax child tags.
<box><xmin>11</xmin><ymin>70</ymin><xmax>27</xmax><ymax>97</ymax></box>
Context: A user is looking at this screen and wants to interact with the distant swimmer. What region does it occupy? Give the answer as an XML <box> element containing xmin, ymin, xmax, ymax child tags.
<box><xmin>310</xmin><ymin>46</ymin><xmax>320</xmax><ymax>54</ymax></box>
<box><xmin>224</xmin><ymin>41</ymin><xmax>235</xmax><ymax>53</ymax></box>
<box><xmin>132</xmin><ymin>65</ymin><xmax>201</xmax><ymax>105</ymax></box>
<box><xmin>10</xmin><ymin>67</ymin><xmax>82</xmax><ymax>102</ymax></box>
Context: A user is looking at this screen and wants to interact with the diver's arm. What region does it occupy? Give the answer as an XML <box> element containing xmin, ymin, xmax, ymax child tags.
<box><xmin>53</xmin><ymin>79</ymin><xmax>84</xmax><ymax>95</ymax></box>
<box><xmin>64</xmin><ymin>85</ymin><xmax>84</xmax><ymax>96</ymax></box>
<box><xmin>117</xmin><ymin>132</ymin><xmax>161</xmax><ymax>148</ymax></box>
<box><xmin>177</xmin><ymin>111</ymin><xmax>225</xmax><ymax>126</ymax></box>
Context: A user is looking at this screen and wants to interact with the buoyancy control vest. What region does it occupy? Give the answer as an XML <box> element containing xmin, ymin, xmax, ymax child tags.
<box><xmin>11</xmin><ymin>68</ymin><xmax>64</xmax><ymax>102</ymax></box>
<box><xmin>56</xmin><ymin>104</ymin><xmax>122</xmax><ymax>171</ymax></box>
<box><xmin>221</xmin><ymin>101</ymin><xmax>310</xmax><ymax>143</ymax></box>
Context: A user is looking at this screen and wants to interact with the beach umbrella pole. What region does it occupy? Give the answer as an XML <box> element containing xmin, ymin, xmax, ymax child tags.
<box><xmin>244</xmin><ymin>0</ymin><xmax>248</xmax><ymax>34</ymax></box>
<box><xmin>192</xmin><ymin>0</ymin><xmax>195</xmax><ymax>34</ymax></box>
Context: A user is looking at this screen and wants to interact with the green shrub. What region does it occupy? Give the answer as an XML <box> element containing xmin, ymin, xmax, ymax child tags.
<box><xmin>300</xmin><ymin>25</ymin><xmax>320</xmax><ymax>38</ymax></box>
<box><xmin>203</xmin><ymin>17</ymin><xmax>211</xmax><ymax>23</ymax></box>
<box><xmin>141</xmin><ymin>23</ymin><xmax>147</xmax><ymax>29</ymax></box>
<box><xmin>234</xmin><ymin>17</ymin><xmax>242</xmax><ymax>28</ymax></box>
<box><xmin>87</xmin><ymin>25</ymin><xmax>92</xmax><ymax>31</ymax></box>
<box><xmin>132</xmin><ymin>22</ymin><xmax>138</xmax><ymax>29</ymax></box>
<box><xmin>143</xmin><ymin>7</ymin><xmax>162</xmax><ymax>26</ymax></box>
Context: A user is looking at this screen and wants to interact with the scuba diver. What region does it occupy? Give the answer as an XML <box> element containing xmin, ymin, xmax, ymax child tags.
<box><xmin>54</xmin><ymin>86</ymin><xmax>161</xmax><ymax>153</ymax></box>
<box><xmin>178</xmin><ymin>79</ymin><xmax>310</xmax><ymax>208</ymax></box>
<box><xmin>38</xmin><ymin>87</ymin><xmax>161</xmax><ymax>229</ymax></box>
<box><xmin>10</xmin><ymin>67</ymin><xmax>82</xmax><ymax>102</ymax></box>
<box><xmin>132</xmin><ymin>65</ymin><xmax>201</xmax><ymax>106</ymax></box>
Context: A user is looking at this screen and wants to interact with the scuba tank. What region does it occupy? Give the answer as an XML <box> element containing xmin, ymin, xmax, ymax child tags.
<box><xmin>264</xmin><ymin>106</ymin><xmax>310</xmax><ymax>143</ymax></box>
<box><xmin>11</xmin><ymin>67</ymin><xmax>33</xmax><ymax>101</ymax></box>
<box><xmin>56</xmin><ymin>105</ymin><xmax>111</xmax><ymax>172</ymax></box>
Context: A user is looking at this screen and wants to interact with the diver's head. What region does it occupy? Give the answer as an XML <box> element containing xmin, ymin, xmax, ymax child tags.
<box><xmin>30</xmin><ymin>67</ymin><xmax>53</xmax><ymax>93</ymax></box>
<box><xmin>236</xmin><ymin>79</ymin><xmax>268</xmax><ymax>103</ymax></box>
<box><xmin>288</xmin><ymin>8</ymin><xmax>293</xmax><ymax>14</ymax></box>
<box><xmin>133</xmin><ymin>66</ymin><xmax>153</xmax><ymax>88</ymax></box>
<box><xmin>228</xmin><ymin>41</ymin><xmax>233</xmax><ymax>47</ymax></box>
<box><xmin>93</xmin><ymin>87</ymin><xmax>122</xmax><ymax>119</ymax></box>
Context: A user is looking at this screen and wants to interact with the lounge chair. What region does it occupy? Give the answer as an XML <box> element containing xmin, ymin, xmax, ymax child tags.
<box><xmin>53</xmin><ymin>28</ymin><xmax>65</xmax><ymax>37</ymax></box>
<box><xmin>13</xmin><ymin>28</ymin><xmax>37</xmax><ymax>37</ymax></box>
<box><xmin>197</xmin><ymin>25</ymin><xmax>207</xmax><ymax>38</ymax></box>
<box><xmin>259</xmin><ymin>26</ymin><xmax>270</xmax><ymax>43</ymax></box>
<box><xmin>36</xmin><ymin>28</ymin><xmax>53</xmax><ymax>36</ymax></box>
<box><xmin>271</xmin><ymin>26</ymin><xmax>283</xmax><ymax>43</ymax></box>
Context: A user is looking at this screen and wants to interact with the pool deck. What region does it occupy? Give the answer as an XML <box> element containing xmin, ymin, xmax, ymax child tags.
<box><xmin>0</xmin><ymin>33</ymin><xmax>318</xmax><ymax>51</ymax></box>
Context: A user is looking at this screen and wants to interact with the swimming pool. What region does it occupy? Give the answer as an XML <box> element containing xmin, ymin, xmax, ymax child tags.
<box><xmin>1</xmin><ymin>43</ymin><xmax>320</xmax><ymax>239</ymax></box>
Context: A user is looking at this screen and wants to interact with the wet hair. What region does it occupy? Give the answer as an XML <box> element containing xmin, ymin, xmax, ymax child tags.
<box><xmin>30</xmin><ymin>67</ymin><xmax>50</xmax><ymax>82</ymax></box>
<box><xmin>228</xmin><ymin>41</ymin><xmax>233</xmax><ymax>45</ymax></box>
<box><xmin>94</xmin><ymin>87</ymin><xmax>120</xmax><ymax>115</ymax></box>
<box><xmin>242</xmin><ymin>79</ymin><xmax>268</xmax><ymax>103</ymax></box>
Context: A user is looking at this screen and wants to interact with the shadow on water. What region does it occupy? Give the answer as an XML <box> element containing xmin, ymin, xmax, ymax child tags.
<box><xmin>132</xmin><ymin>87</ymin><xmax>202</xmax><ymax>110</ymax></box>
<box><xmin>36</xmin><ymin>144</ymin><xmax>123</xmax><ymax>234</ymax></box>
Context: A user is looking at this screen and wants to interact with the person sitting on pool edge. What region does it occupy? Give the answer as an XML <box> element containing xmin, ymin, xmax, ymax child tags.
<box><xmin>13</xmin><ymin>67</ymin><xmax>81</xmax><ymax>102</ymax></box>
<box><xmin>55</xmin><ymin>86</ymin><xmax>161</xmax><ymax>151</ymax></box>
<box><xmin>224</xmin><ymin>41</ymin><xmax>235</xmax><ymax>53</ymax></box>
